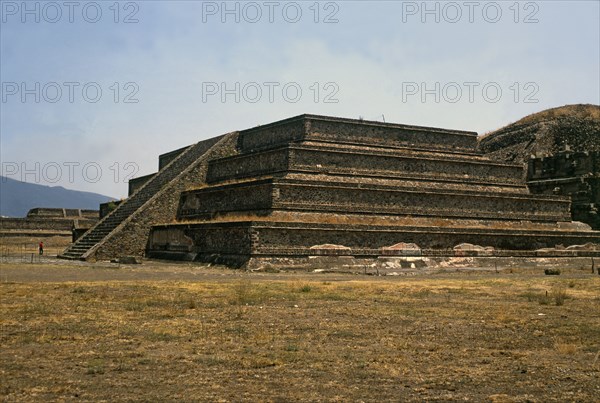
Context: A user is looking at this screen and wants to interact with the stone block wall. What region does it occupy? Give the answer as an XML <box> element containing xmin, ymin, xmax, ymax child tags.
<box><xmin>147</xmin><ymin>221</ymin><xmax>600</xmax><ymax>264</ymax></box>
<box><xmin>305</xmin><ymin>117</ymin><xmax>477</xmax><ymax>150</ymax></box>
<box><xmin>289</xmin><ymin>147</ymin><xmax>522</xmax><ymax>183</ymax></box>
<box><xmin>0</xmin><ymin>218</ymin><xmax>74</xmax><ymax>231</ymax></box>
<box><xmin>158</xmin><ymin>145</ymin><xmax>190</xmax><ymax>170</ymax></box>
<box><xmin>528</xmin><ymin>151</ymin><xmax>599</xmax><ymax>180</ymax></box>
<box><xmin>26</xmin><ymin>208</ymin><xmax>98</xmax><ymax>219</ymax></box>
<box><xmin>237</xmin><ymin>117</ymin><xmax>306</xmax><ymax>152</ymax></box>
<box><xmin>250</xmin><ymin>222</ymin><xmax>598</xmax><ymax>252</ymax></box>
<box><xmin>149</xmin><ymin>223</ymin><xmax>251</xmax><ymax>258</ymax></box>
<box><xmin>238</xmin><ymin>114</ymin><xmax>478</xmax><ymax>153</ymax></box>
<box><xmin>99</xmin><ymin>200</ymin><xmax>123</xmax><ymax>218</ymax></box>
<box><xmin>274</xmin><ymin>181</ymin><xmax>570</xmax><ymax>221</ymax></box>
<box><xmin>149</xmin><ymin>223</ymin><xmax>253</xmax><ymax>265</ymax></box>
<box><xmin>207</xmin><ymin>147</ymin><xmax>289</xmax><ymax>183</ymax></box>
<box><xmin>179</xmin><ymin>179</ymin><xmax>273</xmax><ymax>218</ymax></box>
<box><xmin>2</xmin><ymin>207</ymin><xmax>98</xmax><ymax>234</ymax></box>
<box><xmin>0</xmin><ymin>217</ymin><xmax>97</xmax><ymax>238</ymax></box>
<box><xmin>26</xmin><ymin>208</ymin><xmax>68</xmax><ymax>218</ymax></box>
<box><xmin>128</xmin><ymin>173</ymin><xmax>156</xmax><ymax>196</ymax></box>
<box><xmin>527</xmin><ymin>151</ymin><xmax>600</xmax><ymax>229</ymax></box>
<box><xmin>178</xmin><ymin>178</ymin><xmax>571</xmax><ymax>222</ymax></box>
<box><xmin>207</xmin><ymin>145</ymin><xmax>523</xmax><ymax>185</ymax></box>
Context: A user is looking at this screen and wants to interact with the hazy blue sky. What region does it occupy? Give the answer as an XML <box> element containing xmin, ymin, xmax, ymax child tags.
<box><xmin>1</xmin><ymin>0</ymin><xmax>599</xmax><ymax>198</ymax></box>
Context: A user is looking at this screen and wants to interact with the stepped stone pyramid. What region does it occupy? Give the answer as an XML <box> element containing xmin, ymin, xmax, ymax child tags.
<box><xmin>143</xmin><ymin>114</ymin><xmax>600</xmax><ymax>267</ymax></box>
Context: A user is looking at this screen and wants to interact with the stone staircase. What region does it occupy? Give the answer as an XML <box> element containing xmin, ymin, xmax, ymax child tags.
<box><xmin>59</xmin><ymin>140</ymin><xmax>213</xmax><ymax>260</ymax></box>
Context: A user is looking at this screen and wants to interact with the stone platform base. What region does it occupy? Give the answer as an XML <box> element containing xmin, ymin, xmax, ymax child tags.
<box><xmin>147</xmin><ymin>220</ymin><xmax>600</xmax><ymax>269</ymax></box>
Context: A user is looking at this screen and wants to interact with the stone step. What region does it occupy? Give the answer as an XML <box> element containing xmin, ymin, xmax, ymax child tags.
<box><xmin>74</xmin><ymin>242</ymin><xmax>96</xmax><ymax>247</ymax></box>
<box><xmin>72</xmin><ymin>242</ymin><xmax>95</xmax><ymax>247</ymax></box>
<box><xmin>61</xmin><ymin>249</ymin><xmax>84</xmax><ymax>253</ymax></box>
<box><xmin>60</xmin><ymin>251</ymin><xmax>85</xmax><ymax>257</ymax></box>
<box><xmin>68</xmin><ymin>249</ymin><xmax>90</xmax><ymax>254</ymax></box>
<box><xmin>82</xmin><ymin>231</ymin><xmax>110</xmax><ymax>238</ymax></box>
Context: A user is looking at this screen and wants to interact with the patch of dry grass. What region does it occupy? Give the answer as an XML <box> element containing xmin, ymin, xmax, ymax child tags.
<box><xmin>1</xmin><ymin>271</ymin><xmax>599</xmax><ymax>401</ymax></box>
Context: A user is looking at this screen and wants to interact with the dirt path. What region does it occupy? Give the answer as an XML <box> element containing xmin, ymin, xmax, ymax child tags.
<box><xmin>1</xmin><ymin>255</ymin><xmax>596</xmax><ymax>284</ymax></box>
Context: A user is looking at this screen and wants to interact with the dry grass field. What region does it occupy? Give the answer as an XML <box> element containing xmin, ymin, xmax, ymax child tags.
<box><xmin>1</xmin><ymin>260</ymin><xmax>599</xmax><ymax>402</ymax></box>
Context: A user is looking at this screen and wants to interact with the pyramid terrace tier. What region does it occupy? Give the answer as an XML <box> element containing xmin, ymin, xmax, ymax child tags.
<box><xmin>238</xmin><ymin>114</ymin><xmax>478</xmax><ymax>153</ymax></box>
<box><xmin>177</xmin><ymin>178</ymin><xmax>571</xmax><ymax>223</ymax></box>
<box><xmin>147</xmin><ymin>221</ymin><xmax>600</xmax><ymax>263</ymax></box>
<box><xmin>207</xmin><ymin>144</ymin><xmax>524</xmax><ymax>186</ymax></box>
<box><xmin>282</xmin><ymin>172</ymin><xmax>529</xmax><ymax>195</ymax></box>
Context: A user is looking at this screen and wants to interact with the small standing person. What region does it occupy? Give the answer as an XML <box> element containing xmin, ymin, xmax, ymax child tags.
<box><xmin>38</xmin><ymin>241</ymin><xmax>44</xmax><ymax>256</ymax></box>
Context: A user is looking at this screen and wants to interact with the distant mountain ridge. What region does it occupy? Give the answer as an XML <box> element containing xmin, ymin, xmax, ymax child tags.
<box><xmin>0</xmin><ymin>176</ymin><xmax>115</xmax><ymax>217</ymax></box>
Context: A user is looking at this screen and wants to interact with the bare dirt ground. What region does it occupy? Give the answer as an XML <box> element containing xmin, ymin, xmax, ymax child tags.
<box><xmin>0</xmin><ymin>236</ymin><xmax>71</xmax><ymax>262</ymax></box>
<box><xmin>1</xmin><ymin>258</ymin><xmax>599</xmax><ymax>402</ymax></box>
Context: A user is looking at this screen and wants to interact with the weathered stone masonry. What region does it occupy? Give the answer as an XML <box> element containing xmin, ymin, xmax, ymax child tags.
<box><xmin>143</xmin><ymin>114</ymin><xmax>600</xmax><ymax>267</ymax></box>
<box><xmin>528</xmin><ymin>150</ymin><xmax>599</xmax><ymax>229</ymax></box>
<box><xmin>59</xmin><ymin>113</ymin><xmax>600</xmax><ymax>264</ymax></box>
<box><xmin>1</xmin><ymin>208</ymin><xmax>98</xmax><ymax>238</ymax></box>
